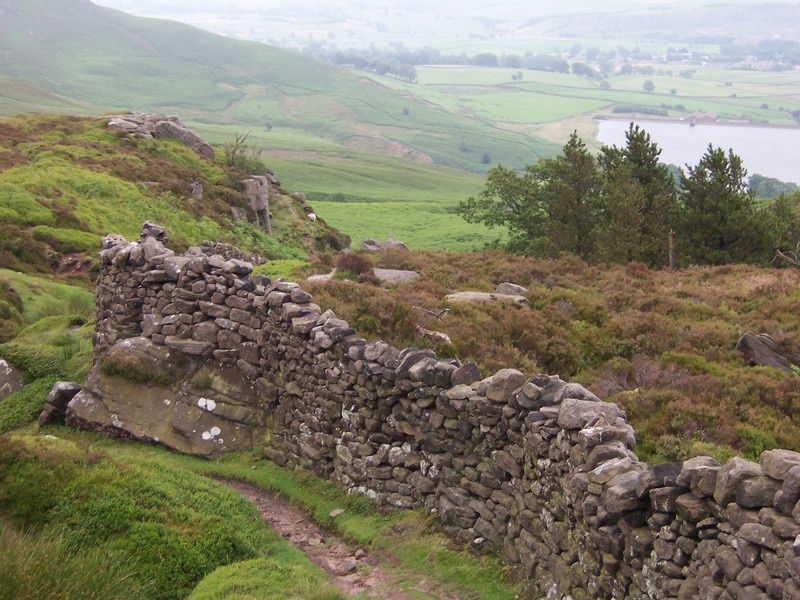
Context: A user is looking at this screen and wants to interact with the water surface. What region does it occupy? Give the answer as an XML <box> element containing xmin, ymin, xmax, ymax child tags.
<box><xmin>596</xmin><ymin>119</ymin><xmax>800</xmax><ymax>185</ymax></box>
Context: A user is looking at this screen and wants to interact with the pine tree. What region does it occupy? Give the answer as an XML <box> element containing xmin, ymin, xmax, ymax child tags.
<box><xmin>597</xmin><ymin>124</ymin><xmax>678</xmax><ymax>267</ymax></box>
<box><xmin>680</xmin><ymin>145</ymin><xmax>771</xmax><ymax>264</ymax></box>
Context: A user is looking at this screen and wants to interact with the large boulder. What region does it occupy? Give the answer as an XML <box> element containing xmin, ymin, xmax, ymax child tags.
<box><xmin>735</xmin><ymin>332</ymin><xmax>800</xmax><ymax>373</ymax></box>
<box><xmin>39</xmin><ymin>381</ymin><xmax>82</xmax><ymax>426</ymax></box>
<box><xmin>66</xmin><ymin>338</ymin><xmax>268</xmax><ymax>458</ymax></box>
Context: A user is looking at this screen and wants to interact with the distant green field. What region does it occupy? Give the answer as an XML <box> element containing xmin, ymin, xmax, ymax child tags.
<box><xmin>313</xmin><ymin>200</ymin><xmax>502</xmax><ymax>251</ymax></box>
<box><xmin>397</xmin><ymin>66</ymin><xmax>800</xmax><ymax>128</ymax></box>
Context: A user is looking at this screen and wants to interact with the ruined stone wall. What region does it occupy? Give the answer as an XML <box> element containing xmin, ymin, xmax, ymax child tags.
<box><xmin>79</xmin><ymin>231</ymin><xmax>800</xmax><ymax>600</ymax></box>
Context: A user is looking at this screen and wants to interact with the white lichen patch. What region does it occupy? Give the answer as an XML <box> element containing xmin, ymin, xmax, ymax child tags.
<box><xmin>111</xmin><ymin>414</ymin><xmax>123</xmax><ymax>428</ymax></box>
<box><xmin>197</xmin><ymin>397</ymin><xmax>216</xmax><ymax>412</ymax></box>
<box><xmin>201</xmin><ymin>426</ymin><xmax>223</xmax><ymax>442</ymax></box>
<box><xmin>163</xmin><ymin>398</ymin><xmax>171</xmax><ymax>406</ymax></box>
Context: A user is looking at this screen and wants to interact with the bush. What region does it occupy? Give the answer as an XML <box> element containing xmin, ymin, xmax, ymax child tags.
<box><xmin>335</xmin><ymin>252</ymin><xmax>373</xmax><ymax>276</ymax></box>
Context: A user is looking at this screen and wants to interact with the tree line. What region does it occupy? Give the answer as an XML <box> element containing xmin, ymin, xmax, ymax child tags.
<box><xmin>458</xmin><ymin>125</ymin><xmax>800</xmax><ymax>267</ymax></box>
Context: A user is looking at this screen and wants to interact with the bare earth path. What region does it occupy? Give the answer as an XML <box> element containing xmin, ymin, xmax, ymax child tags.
<box><xmin>220</xmin><ymin>478</ymin><xmax>448</xmax><ymax>599</ymax></box>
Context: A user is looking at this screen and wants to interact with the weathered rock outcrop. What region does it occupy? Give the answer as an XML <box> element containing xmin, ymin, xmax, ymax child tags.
<box><xmin>38</xmin><ymin>381</ymin><xmax>81</xmax><ymax>426</ymax></box>
<box><xmin>69</xmin><ymin>225</ymin><xmax>800</xmax><ymax>599</ymax></box>
<box><xmin>107</xmin><ymin>113</ymin><xmax>214</xmax><ymax>159</ymax></box>
<box><xmin>0</xmin><ymin>358</ymin><xmax>22</xmax><ymax>401</ymax></box>
<box><xmin>736</xmin><ymin>331</ymin><xmax>800</xmax><ymax>374</ymax></box>
<box><xmin>241</xmin><ymin>175</ymin><xmax>272</xmax><ymax>234</ymax></box>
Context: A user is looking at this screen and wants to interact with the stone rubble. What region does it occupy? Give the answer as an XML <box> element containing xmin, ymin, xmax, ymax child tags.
<box><xmin>65</xmin><ymin>224</ymin><xmax>800</xmax><ymax>599</ymax></box>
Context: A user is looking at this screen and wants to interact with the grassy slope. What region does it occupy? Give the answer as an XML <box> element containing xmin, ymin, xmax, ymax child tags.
<box><xmin>0</xmin><ymin>114</ymin><xmax>343</xmax><ymax>275</ymax></box>
<box><xmin>0</xmin><ymin>433</ymin><xmax>342</xmax><ymax>600</ymax></box>
<box><xmin>0</xmin><ymin>0</ymin><xmax>554</xmax><ymax>173</ymax></box>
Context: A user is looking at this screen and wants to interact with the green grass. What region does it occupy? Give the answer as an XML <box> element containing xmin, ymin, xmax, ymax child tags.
<box><xmin>406</xmin><ymin>65</ymin><xmax>800</xmax><ymax>128</ymax></box>
<box><xmin>0</xmin><ymin>270</ymin><xmax>94</xmax><ymax>325</ymax></box>
<box><xmin>188</xmin><ymin>559</ymin><xmax>346</xmax><ymax>600</ymax></box>
<box><xmin>314</xmin><ymin>201</ymin><xmax>503</xmax><ymax>250</ymax></box>
<box><xmin>0</xmin><ymin>521</ymin><xmax>143</xmax><ymax>600</ymax></box>
<box><xmin>0</xmin><ymin>433</ymin><xmax>333</xmax><ymax>600</ymax></box>
<box><xmin>253</xmin><ymin>260</ymin><xmax>311</xmax><ymax>280</ymax></box>
<box><xmin>0</xmin><ymin>426</ymin><xmax>523</xmax><ymax>600</ymax></box>
<box><xmin>0</xmin><ymin>377</ymin><xmax>58</xmax><ymax>433</ymax></box>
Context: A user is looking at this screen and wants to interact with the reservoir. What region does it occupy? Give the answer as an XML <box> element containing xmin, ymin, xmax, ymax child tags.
<box><xmin>596</xmin><ymin>119</ymin><xmax>800</xmax><ymax>185</ymax></box>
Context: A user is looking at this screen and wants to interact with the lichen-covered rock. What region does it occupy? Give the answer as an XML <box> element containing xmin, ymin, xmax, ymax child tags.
<box><xmin>0</xmin><ymin>358</ymin><xmax>23</xmax><ymax>401</ymax></box>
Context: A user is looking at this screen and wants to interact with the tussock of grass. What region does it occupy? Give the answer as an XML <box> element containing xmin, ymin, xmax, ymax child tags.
<box><xmin>0</xmin><ymin>521</ymin><xmax>143</xmax><ymax>600</ymax></box>
<box><xmin>0</xmin><ymin>377</ymin><xmax>57</xmax><ymax>433</ymax></box>
<box><xmin>253</xmin><ymin>259</ymin><xmax>310</xmax><ymax>280</ymax></box>
<box><xmin>188</xmin><ymin>558</ymin><xmax>346</xmax><ymax>600</ymax></box>
<box><xmin>0</xmin><ymin>435</ymin><xmax>329</xmax><ymax>600</ymax></box>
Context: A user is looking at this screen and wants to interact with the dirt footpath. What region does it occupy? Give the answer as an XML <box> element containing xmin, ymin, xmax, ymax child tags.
<box><xmin>222</xmin><ymin>478</ymin><xmax>449</xmax><ymax>599</ymax></box>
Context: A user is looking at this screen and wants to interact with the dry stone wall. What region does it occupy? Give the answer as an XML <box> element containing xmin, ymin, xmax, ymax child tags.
<box><xmin>71</xmin><ymin>228</ymin><xmax>800</xmax><ymax>600</ymax></box>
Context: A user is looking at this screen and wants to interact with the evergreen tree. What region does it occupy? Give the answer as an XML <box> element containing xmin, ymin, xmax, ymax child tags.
<box><xmin>459</xmin><ymin>133</ymin><xmax>601</xmax><ymax>258</ymax></box>
<box><xmin>680</xmin><ymin>145</ymin><xmax>771</xmax><ymax>264</ymax></box>
<box><xmin>540</xmin><ymin>133</ymin><xmax>602</xmax><ymax>260</ymax></box>
<box><xmin>597</xmin><ymin>124</ymin><xmax>679</xmax><ymax>267</ymax></box>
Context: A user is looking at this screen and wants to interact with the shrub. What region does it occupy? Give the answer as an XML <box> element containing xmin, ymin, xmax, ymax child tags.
<box><xmin>335</xmin><ymin>252</ymin><xmax>373</xmax><ymax>276</ymax></box>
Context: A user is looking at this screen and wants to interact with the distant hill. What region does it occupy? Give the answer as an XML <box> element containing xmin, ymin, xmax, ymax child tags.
<box><xmin>0</xmin><ymin>0</ymin><xmax>556</xmax><ymax>171</ymax></box>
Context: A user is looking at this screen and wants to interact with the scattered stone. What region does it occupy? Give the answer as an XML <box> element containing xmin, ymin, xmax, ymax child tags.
<box><xmin>495</xmin><ymin>282</ymin><xmax>527</xmax><ymax>295</ymax></box>
<box><xmin>444</xmin><ymin>291</ymin><xmax>529</xmax><ymax>305</ymax></box>
<box><xmin>372</xmin><ymin>268</ymin><xmax>420</xmax><ymax>285</ymax></box>
<box><xmin>360</xmin><ymin>237</ymin><xmax>409</xmax><ymax>252</ymax></box>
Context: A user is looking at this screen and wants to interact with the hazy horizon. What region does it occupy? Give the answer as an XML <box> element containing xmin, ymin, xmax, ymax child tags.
<box><xmin>93</xmin><ymin>0</ymin><xmax>800</xmax><ymax>53</ymax></box>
